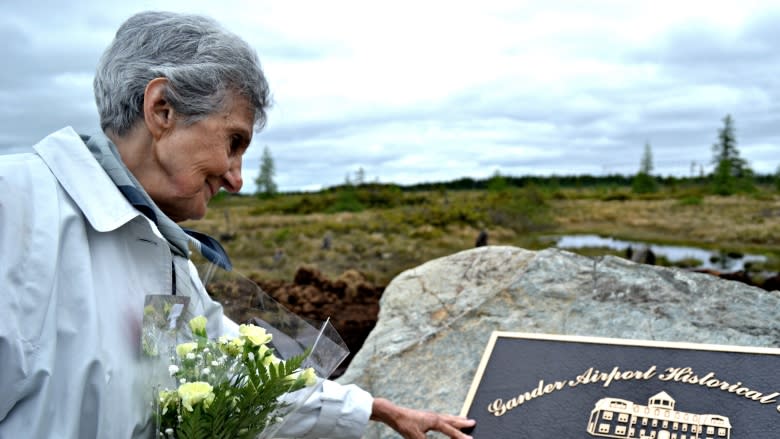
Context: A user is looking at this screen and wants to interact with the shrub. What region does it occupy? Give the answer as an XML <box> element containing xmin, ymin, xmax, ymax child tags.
<box><xmin>677</xmin><ymin>196</ymin><xmax>703</xmax><ymax>206</ymax></box>
<box><xmin>327</xmin><ymin>188</ymin><xmax>365</xmax><ymax>213</ymax></box>
<box><xmin>632</xmin><ymin>172</ymin><xmax>658</xmax><ymax>194</ymax></box>
<box><xmin>485</xmin><ymin>186</ymin><xmax>552</xmax><ymax>232</ymax></box>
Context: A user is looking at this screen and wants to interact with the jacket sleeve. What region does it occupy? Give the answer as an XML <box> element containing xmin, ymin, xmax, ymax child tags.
<box><xmin>220</xmin><ymin>316</ymin><xmax>374</xmax><ymax>438</ymax></box>
<box><xmin>0</xmin><ymin>153</ymin><xmax>60</xmax><ymax>424</ymax></box>
<box><xmin>276</xmin><ymin>379</ymin><xmax>374</xmax><ymax>439</ymax></box>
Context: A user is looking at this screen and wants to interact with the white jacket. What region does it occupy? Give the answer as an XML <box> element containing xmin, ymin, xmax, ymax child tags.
<box><xmin>0</xmin><ymin>127</ymin><xmax>372</xmax><ymax>438</ymax></box>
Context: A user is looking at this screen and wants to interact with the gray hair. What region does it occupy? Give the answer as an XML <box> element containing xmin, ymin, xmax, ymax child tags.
<box><xmin>94</xmin><ymin>11</ymin><xmax>270</xmax><ymax>136</ymax></box>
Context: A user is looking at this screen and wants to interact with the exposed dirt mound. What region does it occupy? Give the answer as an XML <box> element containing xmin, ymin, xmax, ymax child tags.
<box><xmin>210</xmin><ymin>266</ymin><xmax>384</xmax><ymax>377</ymax></box>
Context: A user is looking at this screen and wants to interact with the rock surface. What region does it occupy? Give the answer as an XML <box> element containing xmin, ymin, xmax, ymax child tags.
<box><xmin>337</xmin><ymin>246</ymin><xmax>780</xmax><ymax>438</ymax></box>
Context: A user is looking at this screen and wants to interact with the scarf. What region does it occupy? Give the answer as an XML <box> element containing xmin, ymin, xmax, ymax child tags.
<box><xmin>81</xmin><ymin>132</ymin><xmax>232</xmax><ymax>271</ymax></box>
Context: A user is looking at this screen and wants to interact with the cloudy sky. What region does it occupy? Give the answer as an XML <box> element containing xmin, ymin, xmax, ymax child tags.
<box><xmin>2</xmin><ymin>0</ymin><xmax>779</xmax><ymax>192</ymax></box>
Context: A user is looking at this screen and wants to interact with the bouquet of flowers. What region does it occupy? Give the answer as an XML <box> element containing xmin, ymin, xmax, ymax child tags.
<box><xmin>152</xmin><ymin>315</ymin><xmax>317</xmax><ymax>439</ymax></box>
<box><xmin>142</xmin><ymin>267</ymin><xmax>349</xmax><ymax>439</ymax></box>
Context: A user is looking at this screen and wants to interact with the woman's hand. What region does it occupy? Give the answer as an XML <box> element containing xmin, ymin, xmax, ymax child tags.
<box><xmin>370</xmin><ymin>397</ymin><xmax>476</xmax><ymax>439</ymax></box>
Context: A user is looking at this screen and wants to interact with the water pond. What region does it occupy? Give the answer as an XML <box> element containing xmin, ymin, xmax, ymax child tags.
<box><xmin>554</xmin><ymin>234</ymin><xmax>767</xmax><ymax>272</ymax></box>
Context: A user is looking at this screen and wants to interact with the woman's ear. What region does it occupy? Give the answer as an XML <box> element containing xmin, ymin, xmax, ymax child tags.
<box><xmin>143</xmin><ymin>77</ymin><xmax>175</xmax><ymax>140</ymax></box>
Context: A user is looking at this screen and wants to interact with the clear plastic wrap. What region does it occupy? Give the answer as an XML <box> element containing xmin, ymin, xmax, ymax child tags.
<box><xmin>143</xmin><ymin>263</ymin><xmax>349</xmax><ymax>439</ymax></box>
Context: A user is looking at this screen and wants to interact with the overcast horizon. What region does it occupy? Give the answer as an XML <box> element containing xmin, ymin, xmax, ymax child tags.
<box><xmin>2</xmin><ymin>0</ymin><xmax>779</xmax><ymax>193</ymax></box>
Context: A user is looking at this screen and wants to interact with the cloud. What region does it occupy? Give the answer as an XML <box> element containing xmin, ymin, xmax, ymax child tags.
<box><xmin>2</xmin><ymin>1</ymin><xmax>780</xmax><ymax>192</ymax></box>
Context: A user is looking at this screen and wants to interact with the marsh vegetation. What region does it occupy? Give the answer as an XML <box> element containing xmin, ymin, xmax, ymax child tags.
<box><xmin>187</xmin><ymin>180</ymin><xmax>780</xmax><ymax>289</ymax></box>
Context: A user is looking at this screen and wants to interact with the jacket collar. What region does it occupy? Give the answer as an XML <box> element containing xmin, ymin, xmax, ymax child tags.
<box><xmin>33</xmin><ymin>127</ymin><xmax>233</xmax><ymax>270</ymax></box>
<box><xmin>33</xmin><ymin>127</ymin><xmax>140</xmax><ymax>233</ymax></box>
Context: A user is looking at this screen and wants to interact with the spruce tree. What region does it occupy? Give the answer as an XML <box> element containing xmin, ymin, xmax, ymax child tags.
<box><xmin>632</xmin><ymin>142</ymin><xmax>657</xmax><ymax>193</ymax></box>
<box><xmin>354</xmin><ymin>167</ymin><xmax>366</xmax><ymax>186</ymax></box>
<box><xmin>254</xmin><ymin>145</ymin><xmax>278</xmax><ymax>197</ymax></box>
<box><xmin>711</xmin><ymin>114</ymin><xmax>753</xmax><ymax>195</ymax></box>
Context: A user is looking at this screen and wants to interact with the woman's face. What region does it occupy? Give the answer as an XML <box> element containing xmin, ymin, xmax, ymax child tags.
<box><xmin>149</xmin><ymin>92</ymin><xmax>254</xmax><ymax>222</ymax></box>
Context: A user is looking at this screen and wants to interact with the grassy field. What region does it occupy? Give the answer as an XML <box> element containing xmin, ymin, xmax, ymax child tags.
<box><xmin>184</xmin><ymin>186</ymin><xmax>780</xmax><ymax>286</ymax></box>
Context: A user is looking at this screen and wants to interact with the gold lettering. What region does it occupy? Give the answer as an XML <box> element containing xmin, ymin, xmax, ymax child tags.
<box><xmin>530</xmin><ymin>381</ymin><xmax>544</xmax><ymax>398</ymax></box>
<box><xmin>659</xmin><ymin>367</ymin><xmax>683</xmax><ymax>381</ymax></box>
<box><xmin>726</xmin><ymin>382</ymin><xmax>742</xmax><ymax>392</ymax></box>
<box><xmin>488</xmin><ymin>399</ymin><xmax>506</xmax><ymax>417</ymax></box>
<box><xmin>486</xmin><ymin>379</ymin><xmax>570</xmax><ymax>417</ymax></box>
<box><xmin>490</xmin><ymin>366</ymin><xmax>778</xmax><ymax>418</ymax></box>
<box><xmin>569</xmin><ymin>368</ymin><xmax>593</xmax><ymax>387</ymax></box>
<box><xmin>642</xmin><ymin>365</ymin><xmax>657</xmax><ymax>380</ymax></box>
<box><xmin>656</xmin><ymin>367</ymin><xmax>778</xmax><ymax>407</ymax></box>
<box><xmin>571</xmin><ymin>365</ymin><xmax>656</xmax><ymax>388</ymax></box>
<box><xmin>698</xmin><ymin>372</ymin><xmax>717</xmax><ymax>387</ymax></box>
<box><xmin>705</xmin><ymin>378</ymin><xmax>721</xmax><ymax>388</ymax></box>
<box><xmin>603</xmin><ymin>367</ymin><xmax>621</xmax><ymax>387</ymax></box>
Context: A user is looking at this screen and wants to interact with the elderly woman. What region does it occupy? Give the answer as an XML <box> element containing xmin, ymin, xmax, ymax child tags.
<box><xmin>0</xmin><ymin>11</ymin><xmax>474</xmax><ymax>439</ymax></box>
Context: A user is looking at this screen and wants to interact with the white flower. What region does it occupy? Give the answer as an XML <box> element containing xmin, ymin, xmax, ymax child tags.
<box><xmin>300</xmin><ymin>368</ymin><xmax>317</xmax><ymax>386</ymax></box>
<box><xmin>238</xmin><ymin>324</ymin><xmax>273</xmax><ymax>346</ymax></box>
<box><xmin>259</xmin><ymin>345</ymin><xmax>281</xmax><ymax>366</ymax></box>
<box><xmin>154</xmin><ymin>319</ymin><xmax>319</xmax><ymax>438</ymax></box>
<box><xmin>221</xmin><ymin>337</ymin><xmax>245</xmax><ymax>356</ymax></box>
<box><xmin>158</xmin><ymin>390</ymin><xmax>178</xmax><ymax>415</ymax></box>
<box><xmin>178</xmin><ymin>381</ymin><xmax>215</xmax><ymax>412</ymax></box>
<box><xmin>188</xmin><ymin>316</ymin><xmax>208</xmax><ymax>336</ymax></box>
<box><xmin>287</xmin><ymin>367</ymin><xmax>318</xmax><ymax>386</ymax></box>
<box><xmin>176</xmin><ymin>342</ymin><xmax>198</xmax><ymax>358</ymax></box>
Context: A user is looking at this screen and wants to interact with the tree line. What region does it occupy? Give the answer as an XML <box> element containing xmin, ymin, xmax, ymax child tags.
<box><xmin>254</xmin><ymin>114</ymin><xmax>780</xmax><ymax>197</ymax></box>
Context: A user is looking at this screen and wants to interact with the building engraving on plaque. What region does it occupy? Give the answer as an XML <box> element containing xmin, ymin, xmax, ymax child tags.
<box><xmin>586</xmin><ymin>391</ymin><xmax>731</xmax><ymax>439</ymax></box>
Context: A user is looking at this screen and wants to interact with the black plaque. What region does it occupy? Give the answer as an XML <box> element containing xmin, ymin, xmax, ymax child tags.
<box><xmin>461</xmin><ymin>332</ymin><xmax>780</xmax><ymax>438</ymax></box>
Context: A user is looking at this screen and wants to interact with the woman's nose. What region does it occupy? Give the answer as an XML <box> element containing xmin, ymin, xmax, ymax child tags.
<box><xmin>221</xmin><ymin>157</ymin><xmax>243</xmax><ymax>193</ymax></box>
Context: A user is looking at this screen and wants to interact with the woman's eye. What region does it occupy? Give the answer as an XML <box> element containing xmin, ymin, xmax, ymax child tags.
<box><xmin>230</xmin><ymin>136</ymin><xmax>243</xmax><ymax>155</ymax></box>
